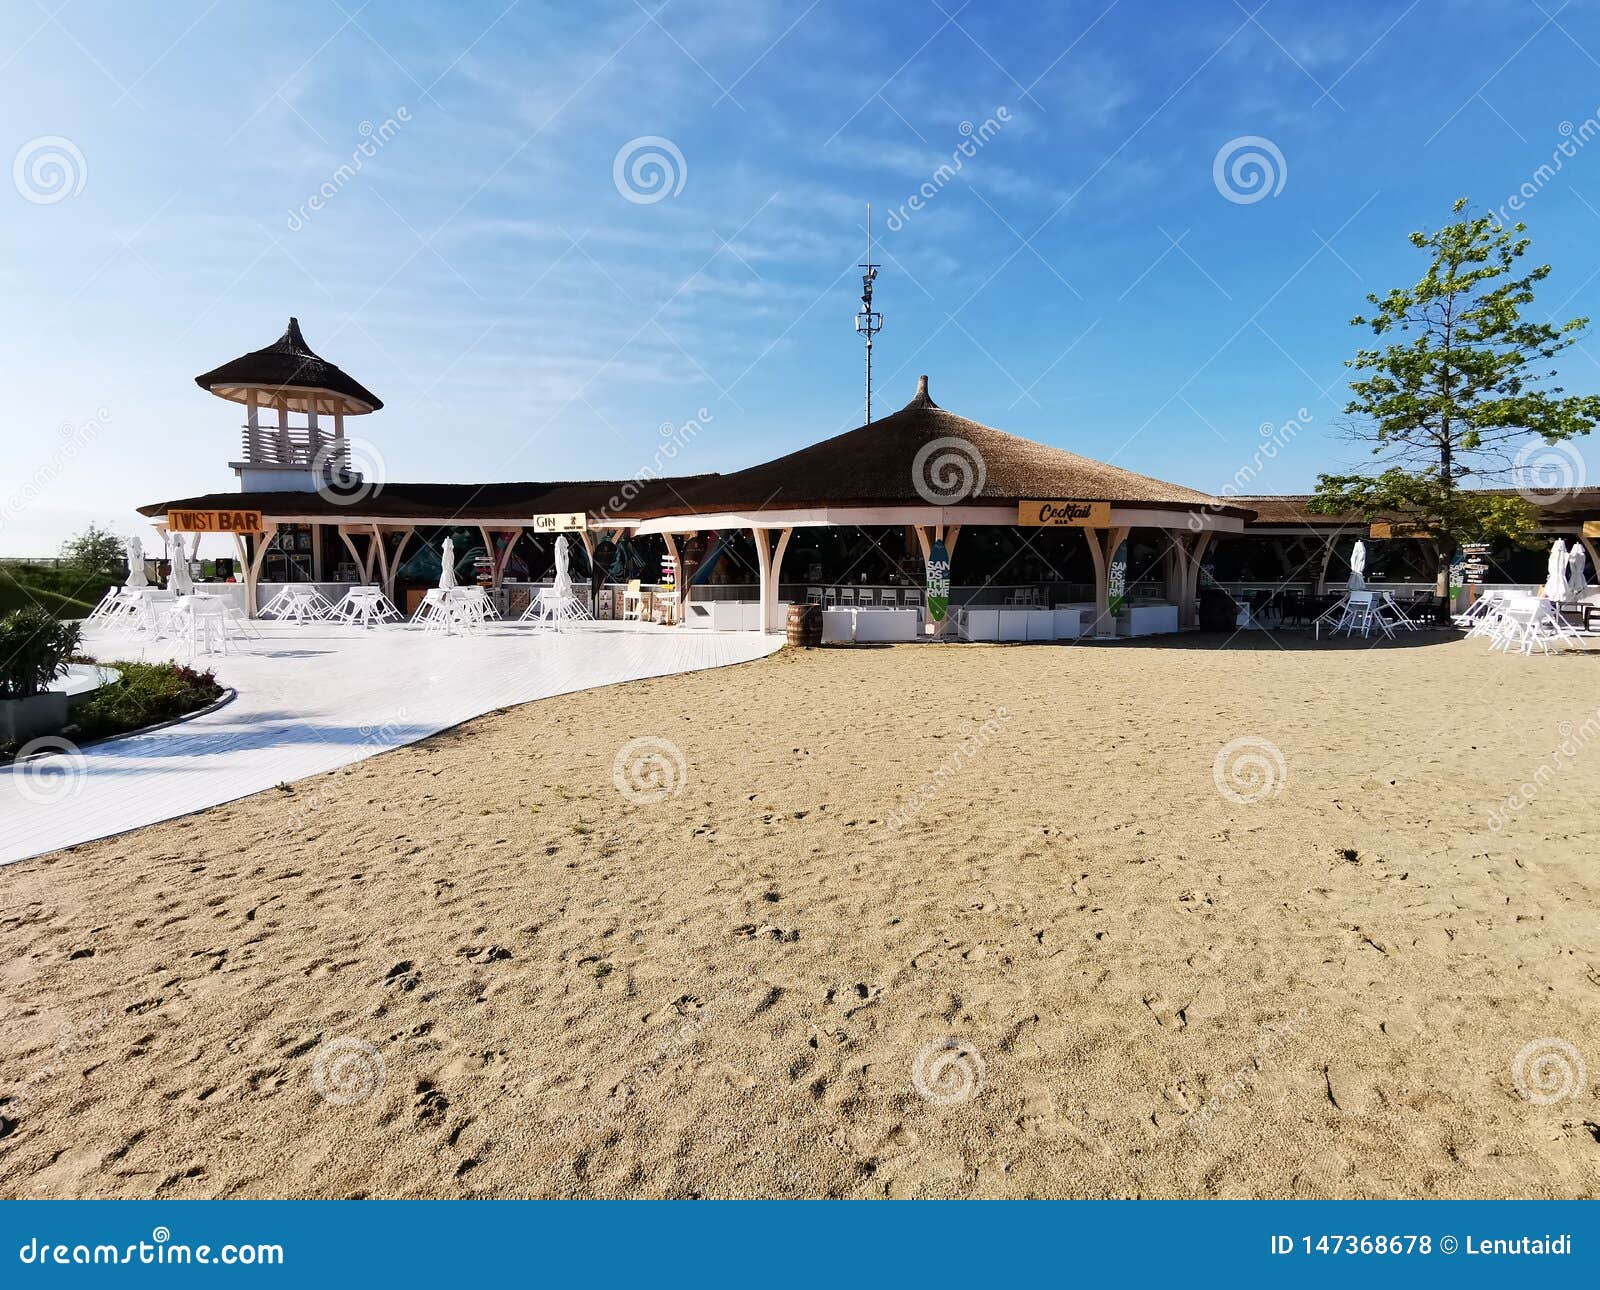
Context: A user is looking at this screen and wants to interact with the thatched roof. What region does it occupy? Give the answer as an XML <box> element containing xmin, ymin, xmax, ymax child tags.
<box><xmin>1235</xmin><ymin>488</ymin><xmax>1600</xmax><ymax>528</ymax></box>
<box><xmin>609</xmin><ymin>376</ymin><xmax>1247</xmax><ymax>519</ymax></box>
<box><xmin>194</xmin><ymin>317</ymin><xmax>383</xmax><ymax>415</ymax></box>
<box><xmin>136</xmin><ymin>477</ymin><xmax>716</xmax><ymax>522</ymax></box>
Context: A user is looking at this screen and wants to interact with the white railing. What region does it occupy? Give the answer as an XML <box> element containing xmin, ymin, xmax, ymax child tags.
<box><xmin>238</xmin><ymin>425</ymin><xmax>349</xmax><ymax>469</ymax></box>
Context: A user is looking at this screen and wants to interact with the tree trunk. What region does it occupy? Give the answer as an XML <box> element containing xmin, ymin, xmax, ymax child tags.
<box><xmin>1434</xmin><ymin>539</ymin><xmax>1453</xmax><ymax>624</ymax></box>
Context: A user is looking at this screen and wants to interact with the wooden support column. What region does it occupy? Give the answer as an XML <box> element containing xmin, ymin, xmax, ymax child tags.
<box><xmin>1183</xmin><ymin>530</ymin><xmax>1215</xmax><ymax>628</ymax></box>
<box><xmin>1315</xmin><ymin>538</ymin><xmax>1338</xmax><ymax>595</ymax></box>
<box><xmin>1084</xmin><ymin>526</ymin><xmax>1128</xmax><ymax>638</ymax></box>
<box><xmin>244</xmin><ymin>523</ymin><xmax>278</xmax><ymax>618</ymax></box>
<box><xmin>496</xmin><ymin>528</ymin><xmax>522</xmax><ymax>585</ymax></box>
<box><xmin>662</xmin><ymin>532</ymin><xmax>682</xmax><ymax>622</ymax></box>
<box><xmin>1162</xmin><ymin>533</ymin><xmax>1187</xmax><ymax>607</ymax></box>
<box><xmin>385</xmin><ymin>527</ymin><xmax>416</xmax><ymax>601</ymax></box>
<box><xmin>245</xmin><ymin>389</ymin><xmax>260</xmax><ymax>461</ymax></box>
<box><xmin>370</xmin><ymin>524</ymin><xmax>393</xmax><ymax>591</ymax></box>
<box><xmin>477</xmin><ymin>526</ymin><xmax>523</xmax><ymax>589</ymax></box>
<box><xmin>311</xmin><ymin>521</ymin><xmax>324</xmax><ymax>580</ymax></box>
<box><xmin>1083</xmin><ymin>529</ymin><xmax>1107</xmax><ymax>636</ymax></box>
<box><xmin>337</xmin><ymin>525</ymin><xmax>377</xmax><ymax>584</ymax></box>
<box><xmin>751</xmin><ymin>526</ymin><xmax>793</xmax><ymax>634</ymax></box>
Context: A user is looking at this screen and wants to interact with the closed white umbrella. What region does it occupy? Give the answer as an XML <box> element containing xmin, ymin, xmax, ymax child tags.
<box><xmin>125</xmin><ymin>535</ymin><xmax>148</xmax><ymax>589</ymax></box>
<box><xmin>553</xmin><ymin>535</ymin><xmax>573</xmax><ymax>602</ymax></box>
<box><xmin>1347</xmin><ymin>540</ymin><xmax>1367</xmax><ymax>592</ymax></box>
<box><xmin>1545</xmin><ymin>539</ymin><xmax>1570</xmax><ymax>603</ymax></box>
<box><xmin>1568</xmin><ymin>542</ymin><xmax>1588</xmax><ymax>593</ymax></box>
<box><xmin>169</xmin><ymin>536</ymin><xmax>194</xmax><ymax>595</ymax></box>
<box><xmin>438</xmin><ymin>537</ymin><xmax>458</xmax><ymax>590</ymax></box>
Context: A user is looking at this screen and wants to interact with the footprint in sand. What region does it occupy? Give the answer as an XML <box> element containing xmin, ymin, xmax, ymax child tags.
<box><xmin>1142</xmin><ymin>993</ymin><xmax>1186</xmax><ymax>1031</ymax></box>
<box><xmin>1016</xmin><ymin>1086</ymin><xmax>1061</xmax><ymax>1138</ymax></box>
<box><xmin>414</xmin><ymin>1081</ymin><xmax>449</xmax><ymax>1126</ymax></box>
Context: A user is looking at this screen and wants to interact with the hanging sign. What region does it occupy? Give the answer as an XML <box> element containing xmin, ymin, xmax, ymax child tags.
<box><xmin>1018</xmin><ymin>500</ymin><xmax>1111</xmax><ymax>528</ymax></box>
<box><xmin>531</xmin><ymin>512</ymin><xmax>587</xmax><ymax>533</ymax></box>
<box><xmin>166</xmin><ymin>509</ymin><xmax>265</xmax><ymax>534</ymax></box>
<box><xmin>1584</xmin><ymin>520</ymin><xmax>1600</xmax><ymax>539</ymax></box>
<box><xmin>926</xmin><ymin>538</ymin><xmax>951</xmax><ymax>625</ymax></box>
<box><xmin>1107</xmin><ymin>538</ymin><xmax>1128</xmax><ymax>617</ymax></box>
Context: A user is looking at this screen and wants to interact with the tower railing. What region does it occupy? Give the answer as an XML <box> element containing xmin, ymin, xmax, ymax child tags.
<box><xmin>238</xmin><ymin>424</ymin><xmax>350</xmax><ymax>470</ymax></box>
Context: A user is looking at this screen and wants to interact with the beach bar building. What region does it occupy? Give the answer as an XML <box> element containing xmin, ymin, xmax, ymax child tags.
<box><xmin>141</xmin><ymin>320</ymin><xmax>1600</xmax><ymax>637</ymax></box>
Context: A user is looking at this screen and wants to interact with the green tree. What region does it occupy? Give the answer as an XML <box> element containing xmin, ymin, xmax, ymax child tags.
<box><xmin>1308</xmin><ymin>199</ymin><xmax>1600</xmax><ymax>606</ymax></box>
<box><xmin>59</xmin><ymin>523</ymin><xmax>127</xmax><ymax>580</ymax></box>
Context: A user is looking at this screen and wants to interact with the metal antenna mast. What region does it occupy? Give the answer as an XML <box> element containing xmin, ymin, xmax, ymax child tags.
<box><xmin>854</xmin><ymin>203</ymin><xmax>883</xmax><ymax>424</ymax></box>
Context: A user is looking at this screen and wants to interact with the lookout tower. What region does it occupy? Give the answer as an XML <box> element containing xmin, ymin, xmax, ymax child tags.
<box><xmin>194</xmin><ymin>317</ymin><xmax>383</xmax><ymax>493</ymax></box>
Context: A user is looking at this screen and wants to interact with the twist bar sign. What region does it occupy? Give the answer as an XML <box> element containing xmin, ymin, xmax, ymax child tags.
<box><xmin>167</xmin><ymin>509</ymin><xmax>265</xmax><ymax>534</ymax></box>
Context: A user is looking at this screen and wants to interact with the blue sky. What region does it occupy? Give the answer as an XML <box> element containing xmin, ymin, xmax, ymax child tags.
<box><xmin>4</xmin><ymin>0</ymin><xmax>1600</xmax><ymax>554</ymax></box>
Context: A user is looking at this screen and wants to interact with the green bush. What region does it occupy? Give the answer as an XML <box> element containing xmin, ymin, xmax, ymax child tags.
<box><xmin>0</xmin><ymin>564</ymin><xmax>113</xmax><ymax>618</ymax></box>
<box><xmin>74</xmin><ymin>661</ymin><xmax>224</xmax><ymax>742</ymax></box>
<box><xmin>0</xmin><ymin>608</ymin><xmax>82</xmax><ymax>698</ymax></box>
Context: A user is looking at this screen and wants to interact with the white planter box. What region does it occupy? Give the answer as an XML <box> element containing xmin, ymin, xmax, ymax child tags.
<box><xmin>0</xmin><ymin>693</ymin><xmax>70</xmax><ymax>743</ymax></box>
<box><xmin>961</xmin><ymin>608</ymin><xmax>999</xmax><ymax>641</ymax></box>
<box><xmin>1023</xmin><ymin>608</ymin><xmax>1056</xmax><ymax>641</ymax></box>
<box><xmin>853</xmin><ymin>608</ymin><xmax>919</xmax><ymax>641</ymax></box>
<box><xmin>1118</xmin><ymin>603</ymin><xmax>1180</xmax><ymax>637</ymax></box>
<box><xmin>1051</xmin><ymin>608</ymin><xmax>1083</xmax><ymax>639</ymax></box>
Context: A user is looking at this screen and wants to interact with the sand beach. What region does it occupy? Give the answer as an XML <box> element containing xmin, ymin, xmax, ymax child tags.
<box><xmin>1</xmin><ymin>637</ymin><xmax>1596</xmax><ymax>1199</ymax></box>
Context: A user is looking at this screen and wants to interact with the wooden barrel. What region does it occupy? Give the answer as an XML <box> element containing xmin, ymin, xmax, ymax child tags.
<box><xmin>786</xmin><ymin>601</ymin><xmax>822</xmax><ymax>647</ymax></box>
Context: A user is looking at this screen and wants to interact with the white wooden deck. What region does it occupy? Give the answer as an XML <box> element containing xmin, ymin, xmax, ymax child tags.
<box><xmin>0</xmin><ymin>621</ymin><xmax>781</xmax><ymax>866</ymax></box>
